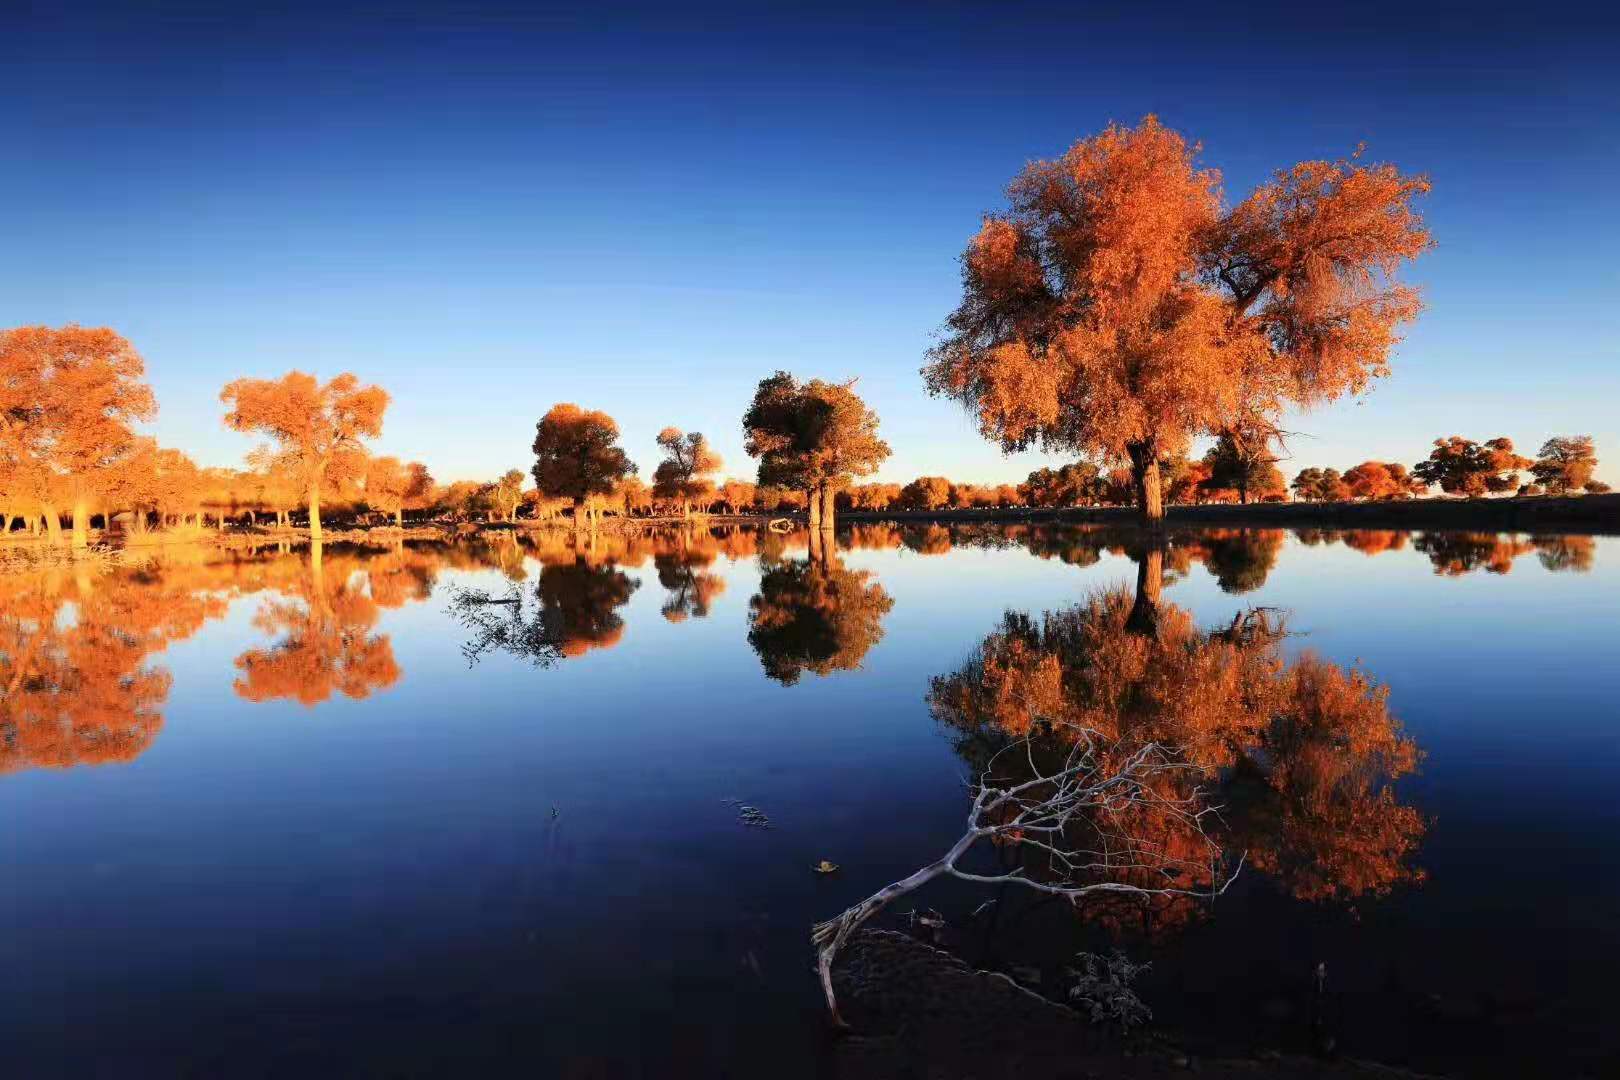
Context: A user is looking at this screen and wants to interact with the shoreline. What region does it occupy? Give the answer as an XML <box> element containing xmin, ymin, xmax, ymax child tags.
<box><xmin>840</xmin><ymin>492</ymin><xmax>1620</xmax><ymax>534</ymax></box>
<box><xmin>832</xmin><ymin>930</ymin><xmax>1441</xmax><ymax>1080</ymax></box>
<box><xmin>3</xmin><ymin>491</ymin><xmax>1616</xmax><ymax>572</ymax></box>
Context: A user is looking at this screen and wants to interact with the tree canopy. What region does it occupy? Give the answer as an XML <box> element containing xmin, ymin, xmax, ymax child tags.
<box><xmin>652</xmin><ymin>427</ymin><xmax>722</xmax><ymax>516</ymax></box>
<box><xmin>1343</xmin><ymin>460</ymin><xmax>1427</xmax><ymax>501</ymax></box>
<box><xmin>930</xmin><ymin>587</ymin><xmax>1426</xmax><ymax>913</ymax></box>
<box><xmin>1412</xmin><ymin>436</ymin><xmax>1532</xmax><ymax>496</ymax></box>
<box><xmin>924</xmin><ymin>116</ymin><xmax>1431</xmax><ymax>523</ymax></box>
<box><xmin>742</xmin><ymin>371</ymin><xmax>890</xmax><ymax>529</ymax></box>
<box><xmin>220</xmin><ymin>371</ymin><xmax>389</xmax><ymax>540</ymax></box>
<box><xmin>1292</xmin><ymin>467</ymin><xmax>1352</xmax><ymax>503</ymax></box>
<box><xmin>365</xmin><ymin>456</ymin><xmax>434</xmax><ymax>527</ymax></box>
<box><xmin>1</xmin><ymin>325</ymin><xmax>157</xmax><ymax>546</ymax></box>
<box><xmin>531</xmin><ymin>404</ymin><xmax>635</xmax><ymax>522</ymax></box>
<box><xmin>1530</xmin><ymin>435</ymin><xmax>1597</xmax><ymax>494</ymax></box>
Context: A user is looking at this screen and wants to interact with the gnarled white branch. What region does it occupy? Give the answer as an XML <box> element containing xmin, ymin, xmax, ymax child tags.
<box><xmin>811</xmin><ymin>723</ymin><xmax>1241</xmax><ymax>1026</ymax></box>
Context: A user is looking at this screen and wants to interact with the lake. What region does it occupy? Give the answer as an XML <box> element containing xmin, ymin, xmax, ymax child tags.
<box><xmin>3</xmin><ymin>524</ymin><xmax>1617</xmax><ymax>1078</ymax></box>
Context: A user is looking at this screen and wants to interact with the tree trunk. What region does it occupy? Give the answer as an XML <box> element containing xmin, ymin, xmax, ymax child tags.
<box><xmin>2</xmin><ymin>513</ymin><xmax>12</xmax><ymax>535</ymax></box>
<box><xmin>1238</xmin><ymin>478</ymin><xmax>1250</xmax><ymax>505</ymax></box>
<box><xmin>807</xmin><ymin>485</ymin><xmax>822</xmax><ymax>530</ymax></box>
<box><xmin>71</xmin><ymin>500</ymin><xmax>90</xmax><ymax>549</ymax></box>
<box><xmin>573</xmin><ymin>497</ymin><xmax>586</xmax><ymax>531</ymax></box>
<box><xmin>1127</xmin><ymin>441</ymin><xmax>1164</xmax><ymax>527</ymax></box>
<box><xmin>820</xmin><ymin>485</ymin><xmax>836</xmax><ymax>532</ymax></box>
<box><xmin>308</xmin><ymin>482</ymin><xmax>323</xmax><ymax>542</ymax></box>
<box><xmin>309</xmin><ymin>539</ymin><xmax>327</xmax><ymax>614</ymax></box>
<box><xmin>395</xmin><ymin>507</ymin><xmax>404</xmax><ymax>529</ymax></box>
<box><xmin>1127</xmin><ymin>546</ymin><xmax>1164</xmax><ymax>635</ymax></box>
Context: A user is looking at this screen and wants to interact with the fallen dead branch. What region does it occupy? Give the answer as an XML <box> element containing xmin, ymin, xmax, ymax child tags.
<box><xmin>811</xmin><ymin>723</ymin><xmax>1240</xmax><ymax>1026</ymax></box>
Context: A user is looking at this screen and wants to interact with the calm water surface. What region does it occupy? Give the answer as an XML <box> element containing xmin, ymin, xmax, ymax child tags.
<box><xmin>3</xmin><ymin>525</ymin><xmax>1617</xmax><ymax>1077</ymax></box>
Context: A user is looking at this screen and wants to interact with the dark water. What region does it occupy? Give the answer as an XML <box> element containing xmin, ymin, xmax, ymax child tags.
<box><xmin>3</xmin><ymin>525</ymin><xmax>1616</xmax><ymax>1078</ymax></box>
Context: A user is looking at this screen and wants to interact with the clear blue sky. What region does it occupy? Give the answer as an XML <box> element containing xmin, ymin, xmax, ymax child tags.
<box><xmin>4</xmin><ymin>1</ymin><xmax>1616</xmax><ymax>486</ymax></box>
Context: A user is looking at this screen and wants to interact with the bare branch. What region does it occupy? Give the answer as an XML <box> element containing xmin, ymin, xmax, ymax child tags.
<box><xmin>811</xmin><ymin>718</ymin><xmax>1240</xmax><ymax>1026</ymax></box>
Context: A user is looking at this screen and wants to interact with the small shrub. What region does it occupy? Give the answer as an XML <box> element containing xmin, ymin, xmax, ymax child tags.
<box><xmin>1067</xmin><ymin>949</ymin><xmax>1152</xmax><ymax>1031</ymax></box>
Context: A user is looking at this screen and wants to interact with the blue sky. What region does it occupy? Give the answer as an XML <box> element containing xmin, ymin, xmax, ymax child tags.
<box><xmin>3</xmin><ymin>1</ymin><xmax>1616</xmax><ymax>486</ymax></box>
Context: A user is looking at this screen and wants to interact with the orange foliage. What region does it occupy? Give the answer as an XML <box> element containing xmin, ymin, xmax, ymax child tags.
<box><xmin>1339</xmin><ymin>530</ymin><xmax>1408</xmax><ymax>556</ymax></box>
<box><xmin>652</xmin><ymin>427</ymin><xmax>723</xmax><ymax>516</ymax></box>
<box><xmin>233</xmin><ymin>547</ymin><xmax>401</xmax><ymax>705</ymax></box>
<box><xmin>1412</xmin><ymin>436</ymin><xmax>1532</xmax><ymax>496</ymax></box>
<box><xmin>365</xmin><ymin>456</ymin><xmax>435</xmax><ymax>527</ymax></box>
<box><xmin>656</xmin><ymin>535</ymin><xmax>727</xmax><ymax>621</ymax></box>
<box><xmin>1343</xmin><ymin>461</ymin><xmax>1426</xmax><ymax>500</ymax></box>
<box><xmin>746</xmin><ymin>549</ymin><xmax>894</xmax><ymax>684</ymax></box>
<box><xmin>539</xmin><ymin>556</ymin><xmax>637</xmax><ymax>656</ymax></box>
<box><xmin>0</xmin><ymin>325</ymin><xmax>157</xmax><ymax>546</ymax></box>
<box><xmin>531</xmin><ymin>404</ymin><xmax>635</xmax><ymax>523</ymax></box>
<box><xmin>1</xmin><ymin>562</ymin><xmax>227</xmax><ymax>773</ymax></box>
<box><xmin>925</xmin><ymin>118</ymin><xmax>1430</xmax><ymax>521</ymax></box>
<box><xmin>898</xmin><ymin>475</ymin><xmax>952</xmax><ymax>511</ymax></box>
<box><xmin>742</xmin><ymin>372</ymin><xmax>890</xmax><ymax>527</ymax></box>
<box><xmin>1530</xmin><ymin>435</ymin><xmax>1598</xmax><ymax>495</ymax></box>
<box><xmin>220</xmin><ymin>371</ymin><xmax>390</xmax><ymax>540</ymax></box>
<box><xmin>1414</xmin><ymin>531</ymin><xmax>1535</xmax><ymax>576</ymax></box>
<box><xmin>930</xmin><ymin>585</ymin><xmax>1426</xmax><ymax>927</ymax></box>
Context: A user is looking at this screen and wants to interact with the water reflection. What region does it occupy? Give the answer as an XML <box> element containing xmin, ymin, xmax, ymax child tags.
<box><xmin>2</xmin><ymin>521</ymin><xmax>1612</xmax><ymax>1077</ymax></box>
<box><xmin>233</xmin><ymin>545</ymin><xmax>402</xmax><ymax>705</ymax></box>
<box><xmin>654</xmin><ymin>532</ymin><xmax>727</xmax><ymax>622</ymax></box>
<box><xmin>747</xmin><ymin>531</ymin><xmax>893</xmax><ymax>685</ymax></box>
<box><xmin>3</xmin><ymin>523</ymin><xmax>1601</xmax><ymax>781</ymax></box>
<box><xmin>929</xmin><ymin>575</ymin><xmax>1427</xmax><ymax>936</ymax></box>
<box><xmin>1413</xmin><ymin>532</ymin><xmax>1536</xmax><ymax>576</ymax></box>
<box><xmin>0</xmin><ymin>563</ymin><xmax>219</xmax><ymax>772</ymax></box>
<box><xmin>452</xmin><ymin>538</ymin><xmax>640</xmax><ymax>664</ymax></box>
<box><xmin>1291</xmin><ymin>527</ymin><xmax>1592</xmax><ymax>576</ymax></box>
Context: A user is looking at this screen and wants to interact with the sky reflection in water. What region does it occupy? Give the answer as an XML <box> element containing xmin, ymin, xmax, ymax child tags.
<box><xmin>2</xmin><ymin>524</ymin><xmax>1616</xmax><ymax>1077</ymax></box>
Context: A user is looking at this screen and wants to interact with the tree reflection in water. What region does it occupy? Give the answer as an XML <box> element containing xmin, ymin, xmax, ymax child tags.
<box><xmin>927</xmin><ymin>572</ymin><xmax>1426</xmax><ymax>939</ymax></box>
<box><xmin>450</xmin><ymin>532</ymin><xmax>638</xmax><ymax>665</ymax></box>
<box><xmin>2</xmin><ymin>558</ymin><xmax>230</xmax><ymax>772</ymax></box>
<box><xmin>747</xmin><ymin>530</ymin><xmax>894</xmax><ymax>685</ymax></box>
<box><xmin>3</xmin><ymin>523</ymin><xmax>1598</xmax><ymax>782</ymax></box>
<box><xmin>654</xmin><ymin>531</ymin><xmax>726</xmax><ymax>622</ymax></box>
<box><xmin>1413</xmin><ymin>532</ymin><xmax>1536</xmax><ymax>576</ymax></box>
<box><xmin>233</xmin><ymin>542</ymin><xmax>402</xmax><ymax>705</ymax></box>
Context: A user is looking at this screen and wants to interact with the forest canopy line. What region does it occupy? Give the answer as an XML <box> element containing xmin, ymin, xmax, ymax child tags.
<box><xmin>0</xmin><ymin>121</ymin><xmax>1610</xmax><ymax>548</ymax></box>
<box><xmin>0</xmin><ymin>326</ymin><xmax>1607</xmax><ymax>546</ymax></box>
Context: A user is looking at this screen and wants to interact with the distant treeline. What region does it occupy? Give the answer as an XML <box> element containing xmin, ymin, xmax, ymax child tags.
<box><xmin>19</xmin><ymin>118</ymin><xmax>1611</xmax><ymax>545</ymax></box>
<box><xmin>1</xmin><ymin>319</ymin><xmax>1605</xmax><ymax>548</ymax></box>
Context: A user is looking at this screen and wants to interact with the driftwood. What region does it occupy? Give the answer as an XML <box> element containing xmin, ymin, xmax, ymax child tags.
<box><xmin>812</xmin><ymin>725</ymin><xmax>1239</xmax><ymax>1027</ymax></box>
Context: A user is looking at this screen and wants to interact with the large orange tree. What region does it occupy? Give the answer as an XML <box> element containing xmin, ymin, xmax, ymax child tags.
<box><xmin>220</xmin><ymin>371</ymin><xmax>389</xmax><ymax>541</ymax></box>
<box><xmin>531</xmin><ymin>404</ymin><xmax>636</xmax><ymax>529</ymax></box>
<box><xmin>1412</xmin><ymin>435</ymin><xmax>1531</xmax><ymax>496</ymax></box>
<box><xmin>923</xmin><ymin>117</ymin><xmax>1431</xmax><ymax>526</ymax></box>
<box><xmin>741</xmin><ymin>372</ymin><xmax>890</xmax><ymax>531</ymax></box>
<box><xmin>0</xmin><ymin>325</ymin><xmax>157</xmax><ymax>546</ymax></box>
